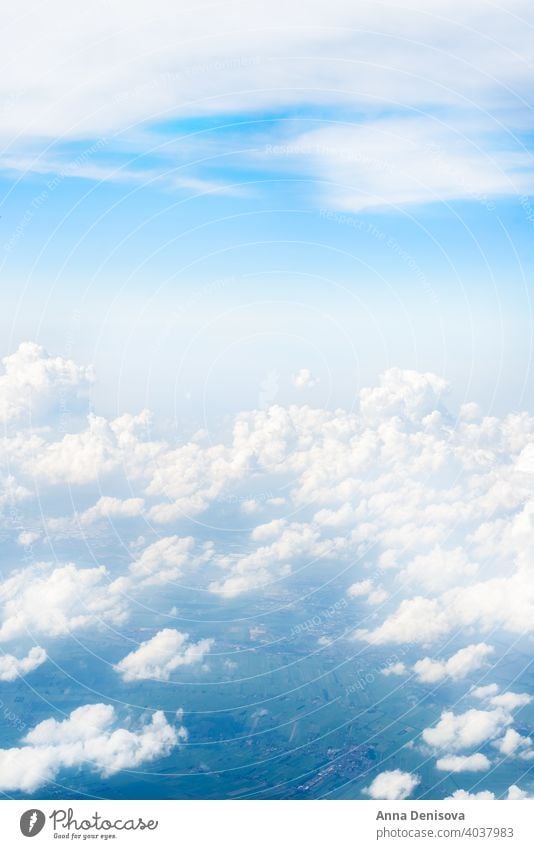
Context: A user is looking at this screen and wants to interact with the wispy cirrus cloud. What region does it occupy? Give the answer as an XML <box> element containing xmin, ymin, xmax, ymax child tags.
<box><xmin>2</xmin><ymin>1</ymin><xmax>534</xmax><ymax>206</ymax></box>
<box><xmin>267</xmin><ymin>117</ymin><xmax>534</xmax><ymax>210</ymax></box>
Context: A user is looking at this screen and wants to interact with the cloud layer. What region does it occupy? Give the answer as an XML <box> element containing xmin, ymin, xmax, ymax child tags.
<box><xmin>2</xmin><ymin>343</ymin><xmax>534</xmax><ymax>650</ymax></box>
<box><xmin>1</xmin><ymin>343</ymin><xmax>533</xmax><ymax>797</ymax></box>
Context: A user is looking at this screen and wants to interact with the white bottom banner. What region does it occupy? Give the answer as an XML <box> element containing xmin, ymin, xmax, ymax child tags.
<box><xmin>1</xmin><ymin>800</ymin><xmax>533</xmax><ymax>848</ymax></box>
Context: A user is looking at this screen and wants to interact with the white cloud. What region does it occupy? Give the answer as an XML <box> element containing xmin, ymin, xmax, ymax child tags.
<box><xmin>507</xmin><ymin>785</ymin><xmax>533</xmax><ymax>800</ymax></box>
<box><xmin>0</xmin><ymin>343</ymin><xmax>93</xmax><ymax>426</ymax></box>
<box><xmin>368</xmin><ymin>588</ymin><xmax>389</xmax><ymax>605</ymax></box>
<box><xmin>423</xmin><ymin>687</ymin><xmax>533</xmax><ymax>773</ymax></box>
<box><xmin>382</xmin><ymin>662</ymin><xmax>406</xmax><ymax>677</ymax></box>
<box><xmin>401</xmin><ymin>547</ymin><xmax>479</xmax><ymax>594</ymax></box>
<box><xmin>358</xmin><ymin>597</ymin><xmax>450</xmax><ymax>645</ymax></box>
<box><xmin>361</xmin><ymin>570</ymin><xmax>534</xmax><ymax>645</ymax></box>
<box><xmin>0</xmin><ymin>646</ymin><xmax>47</xmax><ymax>681</ymax></box>
<box><xmin>413</xmin><ymin>643</ymin><xmax>494</xmax><ymax>683</ymax></box>
<box><xmin>0</xmin><ymin>476</ymin><xmax>32</xmax><ymax>513</ymax></box>
<box><xmin>422</xmin><ymin>708</ymin><xmax>512</xmax><ymax>752</ymax></box>
<box><xmin>288</xmin><ymin>118</ymin><xmax>534</xmax><ymax>211</ymax></box>
<box><xmin>471</xmin><ymin>684</ymin><xmax>500</xmax><ymax>700</ymax></box>
<box><xmin>489</xmin><ymin>692</ymin><xmax>531</xmax><ymax>712</ymax></box>
<box><xmin>1</xmin><ymin>0</ymin><xmax>533</xmax><ymax>213</ymax></box>
<box><xmin>447</xmin><ymin>789</ymin><xmax>496</xmax><ymax>800</ymax></box>
<box><xmin>0</xmin><ymin>2</ymin><xmax>528</xmax><ymax>142</ymax></box>
<box><xmin>359</xmin><ymin>367</ymin><xmax>448</xmax><ymax>424</ymax></box>
<box><xmin>447</xmin><ymin>785</ymin><xmax>533</xmax><ymax>800</ymax></box>
<box><xmin>250</xmin><ymin>519</ymin><xmax>288</xmax><ymax>542</ymax></box>
<box><xmin>16</xmin><ymin>531</ymin><xmax>39</xmax><ymax>547</ymax></box>
<box><xmin>28</xmin><ymin>414</ymin><xmax>134</xmax><ymax>485</ymax></box>
<box><xmin>78</xmin><ymin>496</ymin><xmax>145</xmax><ymax>526</ymax></box>
<box><xmin>116</xmin><ymin>629</ymin><xmax>213</xmax><ymax>682</ymax></box>
<box><xmin>364</xmin><ymin>769</ymin><xmax>420</xmax><ymax>800</ymax></box>
<box><xmin>347</xmin><ymin>580</ymin><xmax>374</xmax><ymax>598</ymax></box>
<box><xmin>47</xmin><ymin>496</ymin><xmax>145</xmax><ymax>536</ymax></box>
<box><xmin>129</xmin><ymin>536</ymin><xmax>196</xmax><ymax>586</ymax></box>
<box><xmin>0</xmin><ymin>703</ymin><xmax>183</xmax><ymax>792</ymax></box>
<box><xmin>0</xmin><ymin>562</ymin><xmax>127</xmax><ymax>642</ymax></box>
<box><xmin>209</xmin><ymin>522</ymin><xmax>320</xmax><ymax>597</ymax></box>
<box><xmin>435</xmin><ymin>753</ymin><xmax>491</xmax><ymax>772</ymax></box>
<box><xmin>18</xmin><ymin>409</ymin><xmax>159</xmax><ymax>488</ymax></box>
<box><xmin>293</xmin><ymin>368</ymin><xmax>319</xmax><ymax>390</ymax></box>
<box><xmin>494</xmin><ymin>728</ymin><xmax>532</xmax><ymax>756</ymax></box>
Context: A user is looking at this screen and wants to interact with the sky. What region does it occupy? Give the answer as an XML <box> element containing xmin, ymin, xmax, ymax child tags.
<box><xmin>1</xmin><ymin>0</ymin><xmax>533</xmax><ymax>421</ymax></box>
<box><xmin>0</xmin><ymin>0</ymin><xmax>533</xmax><ymax>802</ymax></box>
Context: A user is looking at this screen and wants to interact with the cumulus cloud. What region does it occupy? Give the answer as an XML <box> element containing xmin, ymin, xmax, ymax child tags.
<box><xmin>471</xmin><ymin>684</ymin><xmax>500</xmax><ymax>700</ymax></box>
<box><xmin>422</xmin><ymin>708</ymin><xmax>512</xmax><ymax>752</ymax></box>
<box><xmin>250</xmin><ymin>518</ymin><xmax>288</xmax><ymax>542</ymax></box>
<box><xmin>116</xmin><ymin>629</ymin><xmax>214</xmax><ymax>682</ymax></box>
<box><xmin>400</xmin><ymin>547</ymin><xmax>479</xmax><ymax>594</ymax></box>
<box><xmin>413</xmin><ymin>644</ymin><xmax>494</xmax><ymax>684</ymax></box>
<box><xmin>0</xmin><ymin>476</ymin><xmax>31</xmax><ymax>512</ymax></box>
<box><xmin>360</xmin><ymin>570</ymin><xmax>534</xmax><ymax>645</ymax></box>
<box><xmin>16</xmin><ymin>531</ymin><xmax>39</xmax><ymax>547</ymax></box>
<box><xmin>347</xmin><ymin>580</ymin><xmax>374</xmax><ymax>598</ymax></box>
<box><xmin>27</xmin><ymin>411</ymin><xmax>157</xmax><ymax>486</ymax></box>
<box><xmin>448</xmin><ymin>785</ymin><xmax>533</xmax><ymax>801</ymax></box>
<box><xmin>78</xmin><ymin>496</ymin><xmax>145</xmax><ymax>526</ymax></box>
<box><xmin>364</xmin><ymin>769</ymin><xmax>420</xmax><ymax>800</ymax></box>
<box><xmin>435</xmin><ymin>753</ymin><xmax>491</xmax><ymax>772</ymax></box>
<box><xmin>382</xmin><ymin>662</ymin><xmax>407</xmax><ymax>677</ymax></box>
<box><xmin>359</xmin><ymin>368</ymin><xmax>448</xmax><ymax>424</ymax></box>
<box><xmin>0</xmin><ymin>646</ymin><xmax>47</xmax><ymax>681</ymax></box>
<box><xmin>0</xmin><ymin>704</ymin><xmax>184</xmax><ymax>793</ymax></box>
<box><xmin>293</xmin><ymin>368</ymin><xmax>319</xmax><ymax>390</ymax></box>
<box><xmin>128</xmin><ymin>536</ymin><xmax>197</xmax><ymax>586</ymax></box>
<box><xmin>0</xmin><ymin>342</ymin><xmax>93</xmax><ymax>426</ymax></box>
<box><xmin>47</xmin><ymin>496</ymin><xmax>145</xmax><ymax>536</ymax></box>
<box><xmin>146</xmin><ymin>434</ymin><xmax>251</xmax><ymax>521</ymax></box>
<box><xmin>209</xmin><ymin>522</ymin><xmax>319</xmax><ymax>597</ymax></box>
<box><xmin>357</xmin><ymin>597</ymin><xmax>449</xmax><ymax>645</ymax></box>
<box><xmin>447</xmin><ymin>789</ymin><xmax>496</xmax><ymax>800</ymax></box>
<box><xmin>489</xmin><ymin>692</ymin><xmax>531</xmax><ymax>712</ymax></box>
<box><xmin>423</xmin><ymin>687</ymin><xmax>534</xmax><ymax>763</ymax></box>
<box><xmin>506</xmin><ymin>785</ymin><xmax>533</xmax><ymax>800</ymax></box>
<box><xmin>0</xmin><ymin>537</ymin><xmax>213</xmax><ymax>650</ymax></box>
<box><xmin>494</xmin><ymin>728</ymin><xmax>532</xmax><ymax>757</ymax></box>
<box><xmin>368</xmin><ymin>588</ymin><xmax>389</xmax><ymax>605</ymax></box>
<box><xmin>0</xmin><ymin>562</ymin><xmax>127</xmax><ymax>642</ymax></box>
